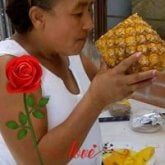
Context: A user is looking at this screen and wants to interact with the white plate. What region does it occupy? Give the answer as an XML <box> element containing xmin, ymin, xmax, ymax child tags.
<box><xmin>103</xmin><ymin>141</ymin><xmax>156</xmax><ymax>165</ymax></box>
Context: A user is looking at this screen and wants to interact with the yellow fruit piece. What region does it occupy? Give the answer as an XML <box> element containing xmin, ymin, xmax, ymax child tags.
<box><xmin>134</xmin><ymin>146</ymin><xmax>155</xmax><ymax>161</ymax></box>
<box><xmin>103</xmin><ymin>149</ymin><xmax>130</xmax><ymax>165</ymax></box>
<box><xmin>102</xmin><ymin>147</ymin><xmax>155</xmax><ymax>165</ymax></box>
<box><xmin>124</xmin><ymin>157</ymin><xmax>145</xmax><ymax>165</ymax></box>
<box><xmin>124</xmin><ymin>157</ymin><xmax>136</xmax><ymax>165</ymax></box>
<box><xmin>119</xmin><ymin>99</ymin><xmax>130</xmax><ymax>106</ymax></box>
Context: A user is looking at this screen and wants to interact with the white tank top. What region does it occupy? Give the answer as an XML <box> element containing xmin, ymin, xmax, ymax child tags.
<box><xmin>0</xmin><ymin>39</ymin><xmax>102</xmax><ymax>165</ymax></box>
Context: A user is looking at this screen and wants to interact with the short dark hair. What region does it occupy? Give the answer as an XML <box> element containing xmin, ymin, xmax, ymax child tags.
<box><xmin>6</xmin><ymin>0</ymin><xmax>55</xmax><ymax>33</ymax></box>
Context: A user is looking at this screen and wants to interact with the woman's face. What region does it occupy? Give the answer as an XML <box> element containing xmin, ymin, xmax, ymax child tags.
<box><xmin>41</xmin><ymin>0</ymin><xmax>94</xmax><ymax>56</ymax></box>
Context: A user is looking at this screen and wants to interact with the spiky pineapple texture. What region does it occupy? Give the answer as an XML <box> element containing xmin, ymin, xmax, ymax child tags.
<box><xmin>96</xmin><ymin>13</ymin><xmax>165</xmax><ymax>73</ymax></box>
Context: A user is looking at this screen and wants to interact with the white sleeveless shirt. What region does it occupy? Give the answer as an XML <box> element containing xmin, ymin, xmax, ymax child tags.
<box><xmin>0</xmin><ymin>39</ymin><xmax>102</xmax><ymax>165</ymax></box>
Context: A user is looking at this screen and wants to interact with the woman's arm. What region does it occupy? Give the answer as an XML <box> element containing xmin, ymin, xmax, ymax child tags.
<box><xmin>0</xmin><ymin>55</ymin><xmax>47</xmax><ymax>165</ymax></box>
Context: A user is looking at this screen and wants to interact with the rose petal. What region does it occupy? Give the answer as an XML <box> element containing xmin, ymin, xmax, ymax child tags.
<box><xmin>6</xmin><ymin>55</ymin><xmax>42</xmax><ymax>93</ymax></box>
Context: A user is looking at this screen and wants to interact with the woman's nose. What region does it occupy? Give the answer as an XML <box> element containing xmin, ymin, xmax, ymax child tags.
<box><xmin>82</xmin><ymin>13</ymin><xmax>94</xmax><ymax>32</ymax></box>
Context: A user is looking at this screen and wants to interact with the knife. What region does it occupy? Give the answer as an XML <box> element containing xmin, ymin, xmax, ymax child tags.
<box><xmin>99</xmin><ymin>116</ymin><xmax>130</xmax><ymax>122</ymax></box>
<box><xmin>99</xmin><ymin>113</ymin><xmax>165</xmax><ymax>123</ymax></box>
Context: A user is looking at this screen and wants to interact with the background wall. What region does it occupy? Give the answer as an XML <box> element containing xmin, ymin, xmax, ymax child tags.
<box><xmin>0</xmin><ymin>0</ymin><xmax>12</xmax><ymax>40</ymax></box>
<box><xmin>132</xmin><ymin>0</ymin><xmax>165</xmax><ymax>39</ymax></box>
<box><xmin>106</xmin><ymin>0</ymin><xmax>165</xmax><ymax>39</ymax></box>
<box><xmin>107</xmin><ymin>0</ymin><xmax>131</xmax><ymax>29</ymax></box>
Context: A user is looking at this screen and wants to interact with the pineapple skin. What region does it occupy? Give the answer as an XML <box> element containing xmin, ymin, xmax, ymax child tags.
<box><xmin>96</xmin><ymin>14</ymin><xmax>165</xmax><ymax>74</ymax></box>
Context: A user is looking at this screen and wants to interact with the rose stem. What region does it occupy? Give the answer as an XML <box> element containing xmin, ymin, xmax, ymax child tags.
<box><xmin>23</xmin><ymin>93</ymin><xmax>44</xmax><ymax>165</ymax></box>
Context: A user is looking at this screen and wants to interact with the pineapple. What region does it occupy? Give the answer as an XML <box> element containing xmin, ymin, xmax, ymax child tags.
<box><xmin>96</xmin><ymin>13</ymin><xmax>165</xmax><ymax>73</ymax></box>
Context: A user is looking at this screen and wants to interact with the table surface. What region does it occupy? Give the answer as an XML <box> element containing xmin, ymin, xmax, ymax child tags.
<box><xmin>99</xmin><ymin>99</ymin><xmax>165</xmax><ymax>165</ymax></box>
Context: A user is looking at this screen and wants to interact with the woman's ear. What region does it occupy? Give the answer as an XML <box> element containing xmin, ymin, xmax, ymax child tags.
<box><xmin>29</xmin><ymin>6</ymin><xmax>46</xmax><ymax>30</ymax></box>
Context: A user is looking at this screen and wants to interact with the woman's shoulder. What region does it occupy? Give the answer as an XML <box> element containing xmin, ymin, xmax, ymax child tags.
<box><xmin>0</xmin><ymin>55</ymin><xmax>14</xmax><ymax>73</ymax></box>
<box><xmin>0</xmin><ymin>39</ymin><xmax>27</xmax><ymax>56</ymax></box>
<box><xmin>0</xmin><ymin>39</ymin><xmax>14</xmax><ymax>50</ymax></box>
<box><xmin>0</xmin><ymin>55</ymin><xmax>18</xmax><ymax>101</ymax></box>
<box><xmin>0</xmin><ymin>55</ymin><xmax>15</xmax><ymax>74</ymax></box>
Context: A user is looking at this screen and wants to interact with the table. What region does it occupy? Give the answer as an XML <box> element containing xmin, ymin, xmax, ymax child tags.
<box><xmin>99</xmin><ymin>99</ymin><xmax>165</xmax><ymax>165</ymax></box>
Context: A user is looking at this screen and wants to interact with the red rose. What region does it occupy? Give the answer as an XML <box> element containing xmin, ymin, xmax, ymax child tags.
<box><xmin>6</xmin><ymin>55</ymin><xmax>42</xmax><ymax>93</ymax></box>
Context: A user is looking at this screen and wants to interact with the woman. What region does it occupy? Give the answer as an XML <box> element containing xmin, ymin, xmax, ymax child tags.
<box><xmin>0</xmin><ymin>0</ymin><xmax>157</xmax><ymax>164</ymax></box>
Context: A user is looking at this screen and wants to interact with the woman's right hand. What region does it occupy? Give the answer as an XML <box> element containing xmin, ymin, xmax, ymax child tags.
<box><xmin>88</xmin><ymin>52</ymin><xmax>157</xmax><ymax>108</ymax></box>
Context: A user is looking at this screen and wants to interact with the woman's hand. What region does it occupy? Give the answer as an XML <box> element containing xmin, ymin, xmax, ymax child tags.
<box><xmin>89</xmin><ymin>52</ymin><xmax>157</xmax><ymax>108</ymax></box>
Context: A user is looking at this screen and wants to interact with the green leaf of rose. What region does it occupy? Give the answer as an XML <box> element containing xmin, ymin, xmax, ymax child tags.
<box><xmin>38</xmin><ymin>97</ymin><xmax>49</xmax><ymax>107</ymax></box>
<box><xmin>19</xmin><ymin>112</ymin><xmax>28</xmax><ymax>126</ymax></box>
<box><xmin>26</xmin><ymin>94</ymin><xmax>35</xmax><ymax>107</ymax></box>
<box><xmin>32</xmin><ymin>111</ymin><xmax>45</xmax><ymax>119</ymax></box>
<box><xmin>17</xmin><ymin>129</ymin><xmax>28</xmax><ymax>140</ymax></box>
<box><xmin>6</xmin><ymin>121</ymin><xmax>19</xmax><ymax>129</ymax></box>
